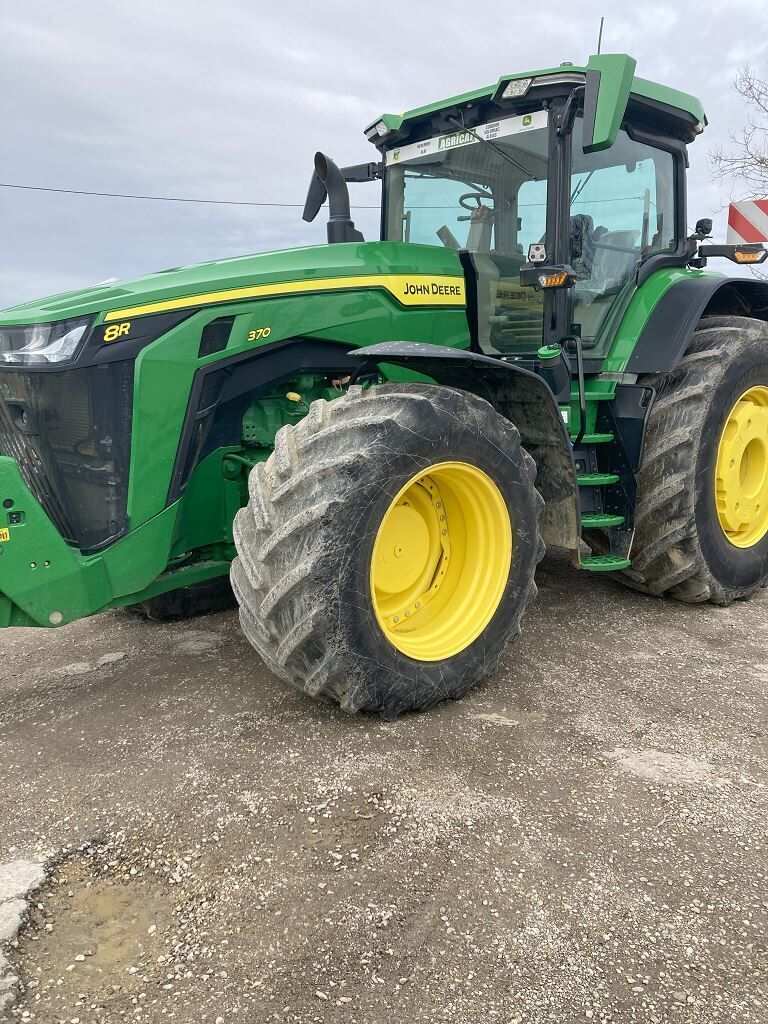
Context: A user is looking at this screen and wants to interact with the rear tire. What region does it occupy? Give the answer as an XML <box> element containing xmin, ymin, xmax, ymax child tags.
<box><xmin>612</xmin><ymin>315</ymin><xmax>768</xmax><ymax>604</ymax></box>
<box><xmin>230</xmin><ymin>383</ymin><xmax>544</xmax><ymax>718</ymax></box>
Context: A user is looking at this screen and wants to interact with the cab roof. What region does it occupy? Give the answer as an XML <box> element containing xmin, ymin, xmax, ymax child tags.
<box><xmin>365</xmin><ymin>53</ymin><xmax>706</xmax><ymax>144</ymax></box>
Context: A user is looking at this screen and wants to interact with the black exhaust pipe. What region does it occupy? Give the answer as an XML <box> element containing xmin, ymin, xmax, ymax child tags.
<box><xmin>302</xmin><ymin>151</ymin><xmax>364</xmax><ymax>244</ymax></box>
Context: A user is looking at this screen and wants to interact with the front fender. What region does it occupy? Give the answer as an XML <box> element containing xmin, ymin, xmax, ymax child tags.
<box><xmin>349</xmin><ymin>342</ymin><xmax>581</xmax><ymax>551</ymax></box>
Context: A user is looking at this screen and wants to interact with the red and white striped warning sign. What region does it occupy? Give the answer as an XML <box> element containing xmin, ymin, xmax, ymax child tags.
<box><xmin>727</xmin><ymin>199</ymin><xmax>768</xmax><ymax>243</ymax></box>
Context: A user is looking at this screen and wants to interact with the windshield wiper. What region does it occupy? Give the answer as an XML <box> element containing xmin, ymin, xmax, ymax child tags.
<box><xmin>446</xmin><ymin>116</ymin><xmax>536</xmax><ymax>180</ymax></box>
<box><xmin>570</xmin><ymin>170</ymin><xmax>594</xmax><ymax>205</ymax></box>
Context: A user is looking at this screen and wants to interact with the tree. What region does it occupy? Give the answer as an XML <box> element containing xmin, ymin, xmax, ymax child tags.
<box><xmin>710</xmin><ymin>67</ymin><xmax>768</xmax><ymax>199</ymax></box>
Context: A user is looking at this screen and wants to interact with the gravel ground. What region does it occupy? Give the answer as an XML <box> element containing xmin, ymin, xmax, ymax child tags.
<box><xmin>0</xmin><ymin>550</ymin><xmax>766</xmax><ymax>1024</ymax></box>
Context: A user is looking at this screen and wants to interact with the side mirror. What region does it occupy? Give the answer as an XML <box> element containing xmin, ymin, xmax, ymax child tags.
<box><xmin>582</xmin><ymin>54</ymin><xmax>637</xmax><ymax>154</ymax></box>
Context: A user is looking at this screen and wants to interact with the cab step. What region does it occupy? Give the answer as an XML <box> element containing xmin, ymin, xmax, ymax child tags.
<box><xmin>580</xmin><ymin>512</ymin><xmax>625</xmax><ymax>529</ymax></box>
<box><xmin>581</xmin><ymin>555</ymin><xmax>632</xmax><ymax>572</ymax></box>
<box><xmin>576</xmin><ymin>472</ymin><xmax>620</xmax><ymax>487</ymax></box>
<box><xmin>575</xmin><ymin>432</ymin><xmax>614</xmax><ymax>444</ymax></box>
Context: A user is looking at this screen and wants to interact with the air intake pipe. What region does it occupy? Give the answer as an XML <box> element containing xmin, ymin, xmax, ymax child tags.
<box><xmin>302</xmin><ymin>152</ymin><xmax>364</xmax><ymax>244</ymax></box>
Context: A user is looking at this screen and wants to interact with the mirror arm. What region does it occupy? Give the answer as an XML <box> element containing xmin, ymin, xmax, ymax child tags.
<box><xmin>556</xmin><ymin>85</ymin><xmax>585</xmax><ymax>138</ymax></box>
<box><xmin>341</xmin><ymin>161</ymin><xmax>383</xmax><ymax>183</ymax></box>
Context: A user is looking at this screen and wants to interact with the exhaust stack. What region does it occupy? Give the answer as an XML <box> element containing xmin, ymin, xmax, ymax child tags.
<box><xmin>302</xmin><ymin>152</ymin><xmax>364</xmax><ymax>244</ymax></box>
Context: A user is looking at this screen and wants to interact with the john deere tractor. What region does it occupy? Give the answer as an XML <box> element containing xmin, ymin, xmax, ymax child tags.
<box><xmin>2</xmin><ymin>54</ymin><xmax>767</xmax><ymax>717</ymax></box>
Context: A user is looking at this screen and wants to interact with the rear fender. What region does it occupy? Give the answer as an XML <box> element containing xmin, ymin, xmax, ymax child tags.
<box><xmin>349</xmin><ymin>342</ymin><xmax>580</xmax><ymax>551</ymax></box>
<box><xmin>627</xmin><ymin>276</ymin><xmax>768</xmax><ymax>375</ymax></box>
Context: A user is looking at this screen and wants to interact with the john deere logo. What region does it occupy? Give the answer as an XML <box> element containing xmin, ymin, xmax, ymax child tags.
<box><xmin>392</xmin><ymin>149</ymin><xmax>400</xmax><ymax>161</ymax></box>
<box><xmin>522</xmin><ymin>114</ymin><xmax>533</xmax><ymax>127</ymax></box>
<box><xmin>438</xmin><ymin>129</ymin><xmax>473</xmax><ymax>151</ymax></box>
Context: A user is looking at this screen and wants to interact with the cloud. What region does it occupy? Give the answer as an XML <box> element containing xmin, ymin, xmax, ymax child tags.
<box><xmin>2</xmin><ymin>0</ymin><xmax>768</xmax><ymax>306</ymax></box>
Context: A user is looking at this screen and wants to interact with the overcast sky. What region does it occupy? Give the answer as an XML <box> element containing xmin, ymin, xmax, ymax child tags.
<box><xmin>2</xmin><ymin>0</ymin><xmax>768</xmax><ymax>310</ymax></box>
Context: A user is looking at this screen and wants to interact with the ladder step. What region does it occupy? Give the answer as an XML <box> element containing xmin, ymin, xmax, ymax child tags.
<box><xmin>577</xmin><ymin>473</ymin><xmax>620</xmax><ymax>486</ymax></box>
<box><xmin>581</xmin><ymin>555</ymin><xmax>632</xmax><ymax>572</ymax></box>
<box><xmin>575</xmin><ymin>432</ymin><xmax>614</xmax><ymax>444</ymax></box>
<box><xmin>581</xmin><ymin>513</ymin><xmax>625</xmax><ymax>528</ymax></box>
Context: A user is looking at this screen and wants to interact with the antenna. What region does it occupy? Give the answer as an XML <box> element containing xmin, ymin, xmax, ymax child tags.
<box><xmin>597</xmin><ymin>16</ymin><xmax>604</xmax><ymax>54</ymax></box>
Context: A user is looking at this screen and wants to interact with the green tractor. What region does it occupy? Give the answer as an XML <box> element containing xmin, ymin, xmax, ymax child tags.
<box><xmin>2</xmin><ymin>54</ymin><xmax>767</xmax><ymax>717</ymax></box>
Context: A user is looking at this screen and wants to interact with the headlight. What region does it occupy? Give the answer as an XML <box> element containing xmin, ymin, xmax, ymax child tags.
<box><xmin>0</xmin><ymin>316</ymin><xmax>91</xmax><ymax>365</ymax></box>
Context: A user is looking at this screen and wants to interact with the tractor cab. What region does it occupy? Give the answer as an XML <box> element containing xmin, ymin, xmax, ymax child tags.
<box><xmin>369</xmin><ymin>55</ymin><xmax>699</xmax><ymax>363</ymax></box>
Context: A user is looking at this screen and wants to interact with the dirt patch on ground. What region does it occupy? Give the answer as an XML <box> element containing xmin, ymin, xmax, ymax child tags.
<box><xmin>604</xmin><ymin>748</ymin><xmax>717</xmax><ymax>786</ymax></box>
<box><xmin>17</xmin><ymin>861</ymin><xmax>175</xmax><ymax>1019</ymax></box>
<box><xmin>1</xmin><ymin>553</ymin><xmax>767</xmax><ymax>1022</ymax></box>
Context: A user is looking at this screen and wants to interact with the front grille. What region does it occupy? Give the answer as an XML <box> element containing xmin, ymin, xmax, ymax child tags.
<box><xmin>0</xmin><ymin>361</ymin><xmax>134</xmax><ymax>551</ymax></box>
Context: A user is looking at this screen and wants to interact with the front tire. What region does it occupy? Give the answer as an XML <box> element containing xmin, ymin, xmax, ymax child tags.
<box><xmin>230</xmin><ymin>383</ymin><xmax>544</xmax><ymax>717</ymax></box>
<box><xmin>617</xmin><ymin>316</ymin><xmax>768</xmax><ymax>604</ymax></box>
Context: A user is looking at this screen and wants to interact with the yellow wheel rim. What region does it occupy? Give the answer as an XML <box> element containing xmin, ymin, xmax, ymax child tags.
<box><xmin>370</xmin><ymin>461</ymin><xmax>512</xmax><ymax>661</ymax></box>
<box><xmin>715</xmin><ymin>384</ymin><xmax>768</xmax><ymax>548</ymax></box>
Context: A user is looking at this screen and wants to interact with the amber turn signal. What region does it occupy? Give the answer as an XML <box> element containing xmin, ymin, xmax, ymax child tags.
<box><xmin>733</xmin><ymin>248</ymin><xmax>768</xmax><ymax>264</ymax></box>
<box><xmin>538</xmin><ymin>271</ymin><xmax>570</xmax><ymax>288</ymax></box>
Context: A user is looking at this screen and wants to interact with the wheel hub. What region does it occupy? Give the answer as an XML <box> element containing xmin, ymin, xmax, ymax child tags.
<box><xmin>715</xmin><ymin>385</ymin><xmax>768</xmax><ymax>548</ymax></box>
<box><xmin>370</xmin><ymin>462</ymin><xmax>512</xmax><ymax>662</ymax></box>
<box><xmin>372</xmin><ymin>501</ymin><xmax>433</xmax><ymax>595</ymax></box>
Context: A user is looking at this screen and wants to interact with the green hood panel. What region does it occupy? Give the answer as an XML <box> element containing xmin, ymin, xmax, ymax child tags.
<box><xmin>0</xmin><ymin>242</ymin><xmax>464</xmax><ymax>326</ymax></box>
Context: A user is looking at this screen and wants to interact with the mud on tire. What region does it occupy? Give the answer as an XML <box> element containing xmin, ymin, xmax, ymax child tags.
<box><xmin>230</xmin><ymin>383</ymin><xmax>544</xmax><ymax>718</ymax></box>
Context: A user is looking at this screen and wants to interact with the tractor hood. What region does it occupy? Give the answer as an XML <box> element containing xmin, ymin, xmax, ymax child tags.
<box><xmin>0</xmin><ymin>241</ymin><xmax>465</xmax><ymax>327</ymax></box>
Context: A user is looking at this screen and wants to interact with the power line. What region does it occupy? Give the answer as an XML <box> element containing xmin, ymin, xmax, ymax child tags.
<box><xmin>0</xmin><ymin>181</ymin><xmax>381</xmax><ymax>209</ymax></box>
<box><xmin>0</xmin><ymin>180</ymin><xmax>650</xmax><ymax>213</ymax></box>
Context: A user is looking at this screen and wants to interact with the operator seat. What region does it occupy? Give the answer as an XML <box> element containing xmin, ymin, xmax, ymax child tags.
<box><xmin>569</xmin><ymin>214</ymin><xmax>597</xmax><ymax>279</ymax></box>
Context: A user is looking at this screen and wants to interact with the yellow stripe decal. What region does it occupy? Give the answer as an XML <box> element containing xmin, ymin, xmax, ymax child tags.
<box><xmin>104</xmin><ymin>274</ymin><xmax>466</xmax><ymax>322</ymax></box>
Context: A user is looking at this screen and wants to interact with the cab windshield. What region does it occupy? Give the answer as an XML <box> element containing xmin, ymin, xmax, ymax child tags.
<box><xmin>383</xmin><ymin>111</ymin><xmax>549</xmax><ymax>259</ymax></box>
<box><xmin>383</xmin><ymin>111</ymin><xmax>550</xmax><ymax>353</ymax></box>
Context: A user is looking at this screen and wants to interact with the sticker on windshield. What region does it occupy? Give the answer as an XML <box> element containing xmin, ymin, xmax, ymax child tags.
<box><xmin>385</xmin><ymin>109</ymin><xmax>547</xmax><ymax>165</ymax></box>
<box><xmin>437</xmin><ymin>129</ymin><xmax>475</xmax><ymax>151</ymax></box>
<box><xmin>0</xmin><ymin>528</ymin><xmax>9</xmax><ymax>543</ymax></box>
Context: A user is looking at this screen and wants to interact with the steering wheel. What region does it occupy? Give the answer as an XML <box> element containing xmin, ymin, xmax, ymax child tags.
<box><xmin>459</xmin><ymin>189</ymin><xmax>493</xmax><ymax>212</ymax></box>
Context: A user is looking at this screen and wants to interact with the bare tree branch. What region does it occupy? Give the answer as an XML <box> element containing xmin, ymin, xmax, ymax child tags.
<box><xmin>709</xmin><ymin>65</ymin><xmax>768</xmax><ymax>200</ymax></box>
